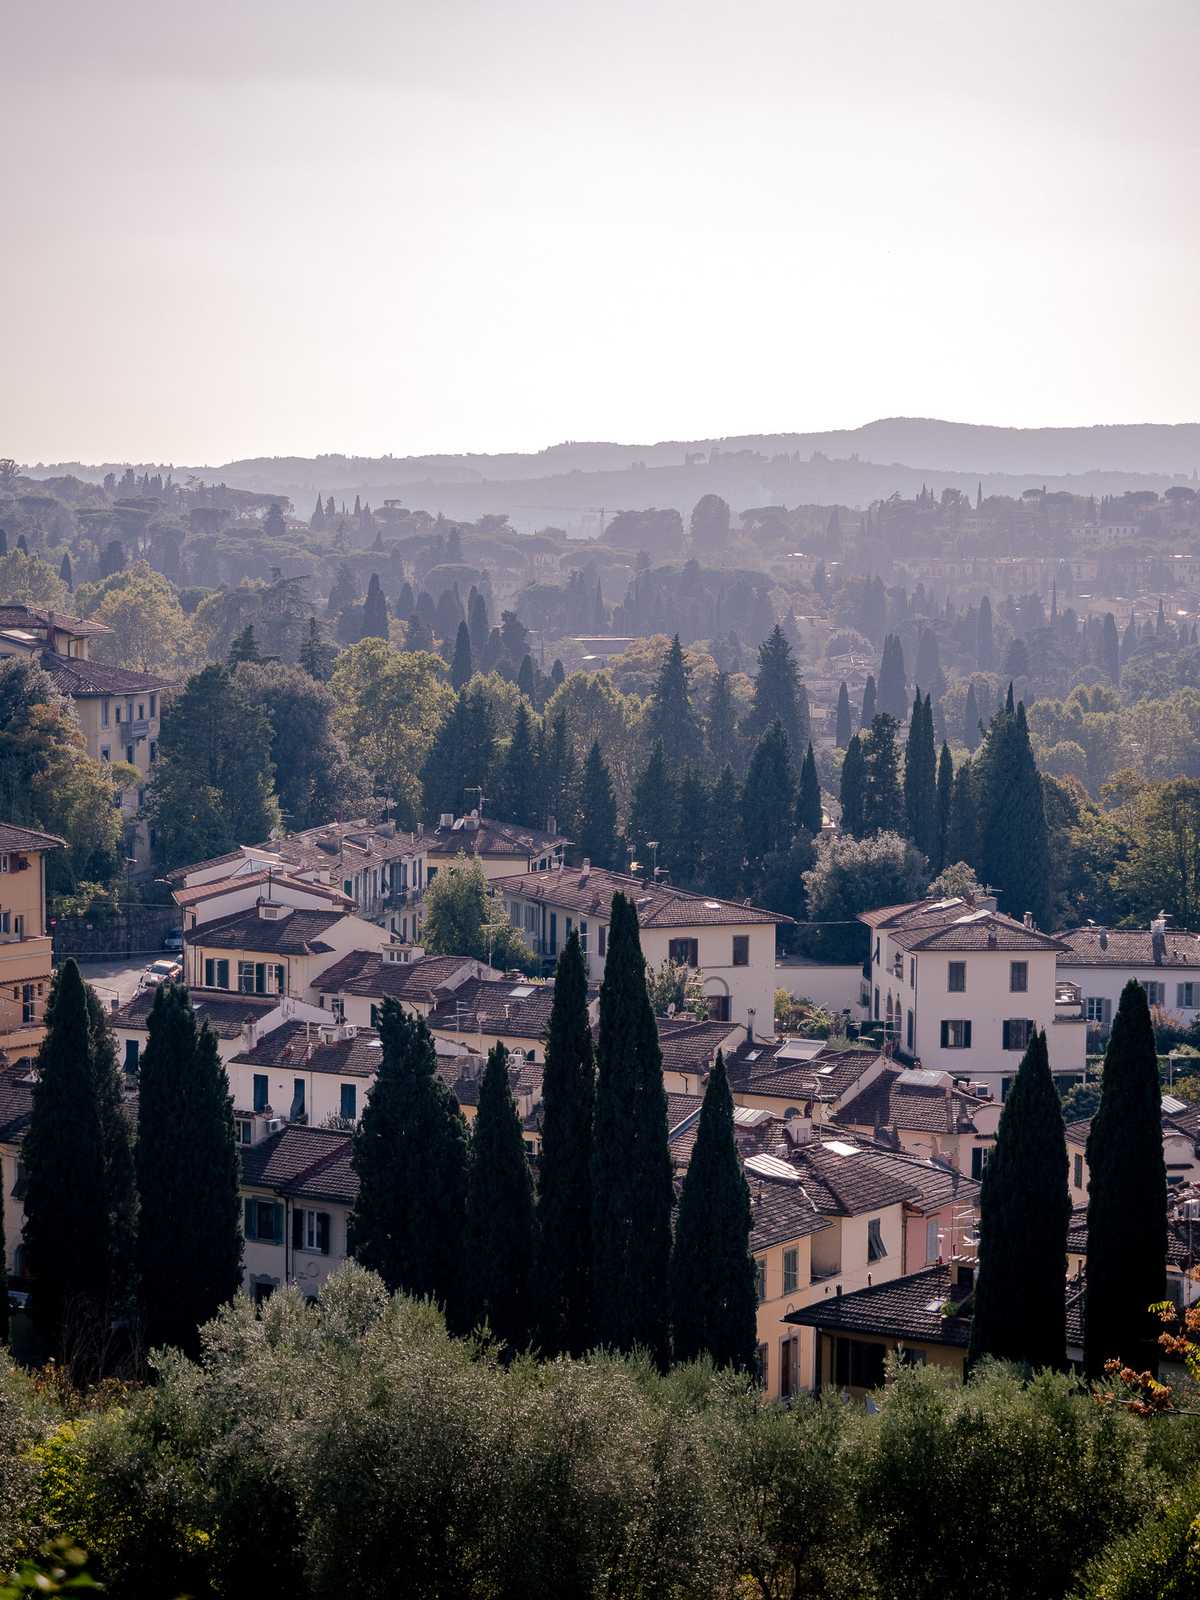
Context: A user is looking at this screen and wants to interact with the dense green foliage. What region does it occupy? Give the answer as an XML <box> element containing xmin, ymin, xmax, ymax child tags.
<box><xmin>418</xmin><ymin>853</ymin><xmax>536</xmax><ymax>971</ymax></box>
<box><xmin>465</xmin><ymin>1045</ymin><xmax>535</xmax><ymax>1352</ymax></box>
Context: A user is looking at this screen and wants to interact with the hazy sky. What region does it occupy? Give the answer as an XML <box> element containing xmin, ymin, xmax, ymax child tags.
<box><xmin>5</xmin><ymin>0</ymin><xmax>1198</xmax><ymax>464</ymax></box>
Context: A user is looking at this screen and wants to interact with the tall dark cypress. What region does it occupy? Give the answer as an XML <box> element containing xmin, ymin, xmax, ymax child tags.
<box><xmin>876</xmin><ymin>634</ymin><xmax>908</xmax><ymax>721</ymax></box>
<box><xmin>591</xmin><ymin>895</ymin><xmax>673</xmax><ymax>1364</ymax></box>
<box><xmin>962</xmin><ymin>681</ymin><xmax>982</xmax><ymax>752</ymax></box>
<box><xmin>835</xmin><ymin>681</ymin><xmax>852</xmax><ymax>748</ymax></box>
<box><xmin>703</xmin><ymin>764</ymin><xmax>745</xmax><ymax>898</ymax></box>
<box><xmin>947</xmin><ymin>759</ymin><xmax>978</xmax><ymax>870</ymax></box>
<box><xmin>496</xmin><ymin>700</ymin><xmax>539</xmax><ymax>826</ymax></box>
<box><xmin>706</xmin><ymin>671</ymin><xmax>740</xmax><ymax>771</ymax></box>
<box><xmin>933</xmin><ymin>742</ymin><xmax>954</xmax><ymax>876</ymax></box>
<box><xmin>466</xmin><ymin>1044</ymin><xmax>535</xmax><ymax>1353</ymax></box>
<box><xmin>977</xmin><ymin>594</ymin><xmax>994</xmax><ymax>670</ymax></box>
<box><xmin>860</xmin><ymin>674</ymin><xmax>877</xmax><ymax>729</ymax></box>
<box><xmin>628</xmin><ymin>739</ymin><xmax>678</xmax><ymax>873</ymax></box>
<box><xmin>968</xmin><ymin>1031</ymin><xmax>1070</xmax><ymax>1370</ymax></box>
<box><xmin>797</xmin><ymin>742</ymin><xmax>822</xmax><ymax>837</ymax></box>
<box><xmin>741</xmin><ymin>721</ymin><xmax>794</xmax><ymax>882</ymax></box>
<box><xmin>861</xmin><ymin>713</ymin><xmax>904</xmax><ymax>837</ymax></box>
<box><xmin>977</xmin><ymin>692</ymin><xmax>1050</xmax><ymax>927</ymax></box>
<box><xmin>646</xmin><ymin>634</ymin><xmax>703</xmax><ymax>766</ymax></box>
<box><xmin>23</xmin><ymin>961</ymin><xmax>136</xmax><ymax>1369</ymax></box>
<box><xmin>361</xmin><ymin>574</ymin><xmax>389</xmax><ymax>640</ymax></box>
<box><xmin>744</xmin><ymin>625</ymin><xmax>808</xmax><ymax>755</ymax></box>
<box><xmin>136</xmin><ymin>984</ymin><xmax>242</xmax><ymax>1355</ymax></box>
<box><xmin>536</xmin><ymin>933</ymin><xmax>596</xmax><ymax>1356</ymax></box>
<box><xmin>674</xmin><ymin>767</ymin><xmax>709</xmax><ymax>890</ymax></box>
<box><xmin>670</xmin><ymin>1053</ymin><xmax>757</xmax><ymax>1372</ymax></box>
<box><xmin>349</xmin><ymin>1003</ymin><xmax>469</xmax><ymax>1331</ymax></box>
<box><xmin>839</xmin><ymin>734</ymin><xmax>867</xmax><ymax>838</ymax></box>
<box><xmin>1085</xmin><ymin>981</ymin><xmax>1168</xmax><ymax>1376</ymax></box>
<box><xmin>578</xmin><ymin>740</ymin><xmax>621</xmax><ymax>870</ymax></box>
<box><xmin>450</xmin><ymin>620</ymin><xmax>474</xmax><ymax>690</ymax></box>
<box><xmin>903</xmin><ymin>691</ymin><xmax>937</xmax><ymax>859</ymax></box>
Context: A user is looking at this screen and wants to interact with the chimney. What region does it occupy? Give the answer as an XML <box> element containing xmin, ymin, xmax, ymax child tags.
<box><xmin>1098</xmin><ymin>927</ymin><xmax>1108</xmax><ymax>950</ymax></box>
<box><xmin>1152</xmin><ymin>913</ymin><xmax>1168</xmax><ymax>966</ymax></box>
<box><xmin>580</xmin><ymin>858</ymin><xmax>591</xmax><ymax>882</ymax></box>
<box><xmin>986</xmin><ymin>928</ymin><xmax>998</xmax><ymax>949</ymax></box>
<box><xmin>547</xmin><ymin>815</ymin><xmax>557</xmax><ymax>837</ymax></box>
<box><xmin>1022</xmin><ymin>911</ymin><xmax>1034</xmax><ymax>929</ymax></box>
<box><xmin>953</xmin><ymin>1261</ymin><xmax>975</xmax><ymax>1298</ymax></box>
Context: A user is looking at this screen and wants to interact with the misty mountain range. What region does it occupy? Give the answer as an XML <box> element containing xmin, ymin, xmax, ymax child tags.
<box><xmin>28</xmin><ymin>417</ymin><xmax>1200</xmax><ymax>534</ymax></box>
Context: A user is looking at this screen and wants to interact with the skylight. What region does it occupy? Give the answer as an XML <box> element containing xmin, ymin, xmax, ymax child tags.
<box><xmin>508</xmin><ymin>984</ymin><xmax>534</xmax><ymax>998</ymax></box>
<box><xmin>822</xmin><ymin>1140</ymin><xmax>862</xmax><ymax>1157</ymax></box>
<box><xmin>744</xmin><ymin>1153</ymin><xmax>801</xmax><ymax>1183</ymax></box>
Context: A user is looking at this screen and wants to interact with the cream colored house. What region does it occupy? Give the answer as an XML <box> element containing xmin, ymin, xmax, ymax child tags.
<box><xmin>183</xmin><ymin>901</ymin><xmax>390</xmax><ymax>1004</ymax></box>
<box><xmin>0</xmin><ymin>608</ymin><xmax>169</xmax><ymax>871</ymax></box>
<box><xmin>1056</xmin><ymin>924</ymin><xmax>1200</xmax><ymax>1033</ymax></box>
<box><xmin>493</xmin><ymin>864</ymin><xmax>788</xmax><ymax>1031</ymax></box>
<box><xmin>239</xmin><ymin>1125</ymin><xmax>356</xmax><ymax>1303</ymax></box>
<box><xmin>0</xmin><ymin>825</ymin><xmax>64</xmax><ymax>1062</ymax></box>
<box><xmin>110</xmin><ymin>988</ymin><xmax>328</xmax><ymax>1076</ymax></box>
<box><xmin>860</xmin><ymin>895</ymin><xmax>1086</xmax><ymax>1096</ymax></box>
<box><xmin>311</xmin><ymin>949</ymin><xmax>497</xmax><ymax>1029</ymax></box>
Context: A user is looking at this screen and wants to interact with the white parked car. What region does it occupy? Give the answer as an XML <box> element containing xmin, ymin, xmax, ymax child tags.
<box><xmin>140</xmin><ymin>958</ymin><xmax>183</xmax><ymax>989</ymax></box>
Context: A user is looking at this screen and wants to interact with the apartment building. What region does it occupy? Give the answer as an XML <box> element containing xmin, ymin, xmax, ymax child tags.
<box><xmin>312</xmin><ymin>949</ymin><xmax>495</xmax><ymax>1029</ymax></box>
<box><xmin>492</xmin><ymin>863</ymin><xmax>788</xmax><ymax>1030</ymax></box>
<box><xmin>860</xmin><ymin>895</ymin><xmax>1086</xmax><ymax>1096</ymax></box>
<box><xmin>0</xmin><ymin>605</ymin><xmax>169</xmax><ymax>870</ymax></box>
<box><xmin>1065</xmin><ymin>1100</ymin><xmax>1200</xmax><ymax>1208</ymax></box>
<box><xmin>0</xmin><ymin>825</ymin><xmax>64</xmax><ymax>1062</ymax></box>
<box><xmin>240</xmin><ymin>1126</ymin><xmax>356</xmax><ymax>1303</ymax></box>
<box><xmin>183</xmin><ymin>901</ymin><xmax>390</xmax><ymax>1004</ymax></box>
<box><xmin>1056</xmin><ymin>922</ymin><xmax>1200</xmax><ymax>1032</ymax></box>
<box><xmin>110</xmin><ymin>988</ymin><xmax>328</xmax><ymax>1076</ymax></box>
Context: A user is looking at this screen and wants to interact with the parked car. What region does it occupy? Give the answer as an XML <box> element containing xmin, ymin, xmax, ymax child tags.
<box><xmin>140</xmin><ymin>958</ymin><xmax>183</xmax><ymax>990</ymax></box>
<box><xmin>162</xmin><ymin>928</ymin><xmax>184</xmax><ymax>953</ymax></box>
<box><xmin>7</xmin><ymin>1287</ymin><xmax>29</xmax><ymax>1316</ymax></box>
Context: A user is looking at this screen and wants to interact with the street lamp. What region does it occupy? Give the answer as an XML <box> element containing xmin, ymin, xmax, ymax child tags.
<box><xmin>646</xmin><ymin>840</ymin><xmax>659</xmax><ymax>880</ymax></box>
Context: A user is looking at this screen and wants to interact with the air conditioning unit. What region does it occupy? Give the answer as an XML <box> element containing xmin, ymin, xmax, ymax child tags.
<box><xmin>266</xmin><ymin>1117</ymin><xmax>284</xmax><ymax>1133</ymax></box>
<box><xmin>11</xmin><ymin>857</ymin><xmax>27</xmax><ymax>872</ymax></box>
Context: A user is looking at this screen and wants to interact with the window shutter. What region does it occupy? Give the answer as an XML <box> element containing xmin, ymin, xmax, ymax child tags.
<box><xmin>1002</xmin><ymin>1020</ymin><xmax>1011</xmax><ymax>1050</ymax></box>
<box><xmin>244</xmin><ymin>1198</ymin><xmax>255</xmax><ymax>1239</ymax></box>
<box><xmin>963</xmin><ymin>1021</ymin><xmax>972</xmax><ymax>1048</ymax></box>
<box><xmin>318</xmin><ymin>1213</ymin><xmax>331</xmax><ymax>1255</ymax></box>
<box><xmin>940</xmin><ymin>1021</ymin><xmax>949</xmax><ymax>1048</ymax></box>
<box><xmin>293</xmin><ymin>1207</ymin><xmax>304</xmax><ymax>1248</ymax></box>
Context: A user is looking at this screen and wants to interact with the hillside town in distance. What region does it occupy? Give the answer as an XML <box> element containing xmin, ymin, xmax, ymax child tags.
<box><xmin>0</xmin><ymin>452</ymin><xmax>1198</xmax><ymax>1593</ymax></box>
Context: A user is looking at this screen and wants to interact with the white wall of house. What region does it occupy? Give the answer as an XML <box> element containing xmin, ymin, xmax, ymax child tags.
<box><xmin>229</xmin><ymin>1049</ymin><xmax>377</xmax><ymax>1129</ymax></box>
<box><xmin>241</xmin><ymin>1189</ymin><xmax>351</xmax><ymax>1301</ymax></box>
<box><xmin>869</xmin><ymin>933</ymin><xmax>1085</xmax><ymax>1091</ymax></box>
<box><xmin>775</xmin><ymin>960</ymin><xmax>866</xmax><ymax>1020</ymax></box>
<box><xmin>112</xmin><ymin>994</ymin><xmax>329</xmax><ymax>1075</ymax></box>
<box><xmin>186</xmin><ymin>911</ymin><xmax>390</xmax><ymax>1003</ymax></box>
<box><xmin>1057</xmin><ymin>961</ymin><xmax>1200</xmax><ymax>1030</ymax></box>
<box><xmin>181</xmin><ymin>879</ymin><xmax>348</xmax><ymax>932</ymax></box>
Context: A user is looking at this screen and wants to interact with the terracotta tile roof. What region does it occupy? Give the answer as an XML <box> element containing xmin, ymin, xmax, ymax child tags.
<box><xmin>167</xmin><ymin>821</ymin><xmax>421</xmax><ymax>884</ymax></box>
<box><xmin>426</xmin><ymin>817</ymin><xmax>567</xmax><ymax>858</ymax></box>
<box><xmin>489</xmin><ymin>865</ymin><xmax>789</xmax><ymax>926</ymax></box>
<box><xmin>112</xmin><ymin>987</ymin><xmax>280</xmax><ymax>1039</ymax></box>
<box><xmin>0</xmin><ymin>1072</ymin><xmax>34</xmax><ymax>1145</ymax></box>
<box><xmin>231</xmin><ymin>1019</ymin><xmax>385</xmax><ymax>1078</ymax></box>
<box><xmin>785</xmin><ymin>1263</ymin><xmax>974</xmax><ymax>1347</ymax></box>
<box><xmin>656</xmin><ymin>1018</ymin><xmax>742</xmax><ymax>1078</ymax></box>
<box><xmin>1068</xmin><ymin>1203</ymin><xmax>1199</xmax><ymax>1272</ymax></box>
<box><xmin>0</xmin><ymin>604</ymin><xmax>112</xmax><ymax>638</ymax></box>
<box><xmin>1057</xmin><ymin>927</ymin><xmax>1200</xmax><ymax>970</ymax></box>
<box><xmin>241</xmin><ymin>1126</ymin><xmax>357</xmax><ymax>1204</ymax></box>
<box><xmin>747</xmin><ymin>1170</ymin><xmax>834</xmax><ymax>1251</ymax></box>
<box><xmin>189</xmin><ymin>906</ymin><xmax>345</xmax><ymax>955</ymax></box>
<box><xmin>726</xmin><ymin>1041</ymin><xmax>882</xmax><ymax>1104</ymax></box>
<box><xmin>861</xmin><ymin>898</ymin><xmax>1064</xmax><ymax>953</ymax></box>
<box><xmin>173</xmin><ymin>871</ymin><xmax>352</xmax><ymax>911</ymax></box>
<box><xmin>37</xmin><ymin>650</ymin><xmax>170</xmax><ymax>696</ymax></box>
<box><xmin>837</xmin><ymin>1068</ymin><xmax>986</xmax><ymax>1135</ymax></box>
<box><xmin>434</xmin><ymin>1052</ymin><xmax>542</xmax><ymax>1111</ymax></box>
<box><xmin>312</xmin><ymin>952</ymin><xmax>483</xmax><ymax>1002</ymax></box>
<box><xmin>0</xmin><ymin>823</ymin><xmax>65</xmax><ymax>854</ymax></box>
<box><xmin>425</xmin><ymin>977</ymin><xmax>574</xmax><ymax>1042</ymax></box>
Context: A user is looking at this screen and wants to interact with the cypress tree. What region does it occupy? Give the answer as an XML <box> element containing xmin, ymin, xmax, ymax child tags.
<box><xmin>674</xmin><ymin>767</ymin><xmax>709</xmax><ymax>891</ymax></box>
<box><xmin>578</xmin><ymin>740</ymin><xmax>621</xmax><ymax>870</ymax></box>
<box><xmin>670</xmin><ymin>1052</ymin><xmax>757</xmax><ymax>1371</ymax></box>
<box><xmin>962</xmin><ymin>680</ymin><xmax>982</xmax><ymax>752</ymax></box>
<box><xmin>860</xmin><ymin>673</ymin><xmax>877</xmax><ymax>729</ymax></box>
<box><xmin>646</xmin><ymin>634</ymin><xmax>703</xmax><ymax>766</ymax></box>
<box><xmin>1101</xmin><ymin>612</ymin><xmax>1121</xmax><ymax>686</ymax></box>
<box><xmin>450</xmin><ymin>621</ymin><xmax>474</xmax><ymax>690</ymax></box>
<box><xmin>948</xmin><ymin>759</ymin><xmax>978</xmax><ymax>870</ymax></box>
<box><xmin>703</xmin><ymin>764</ymin><xmax>745</xmax><ymax>899</ymax></box>
<box><xmin>835</xmin><ymin>680</ymin><xmax>852</xmax><ymax>748</ymax></box>
<box><xmin>362</xmin><ymin>574</ymin><xmax>389</xmax><ymax>640</ymax></box>
<box><xmin>861</xmin><ymin>713</ymin><xmax>904</xmax><ymax>837</ymax></box>
<box><xmin>876</xmin><ymin>633</ymin><xmax>908</xmax><ymax>720</ymax></box>
<box><xmin>977</xmin><ymin>594</ymin><xmax>994</xmax><ymax>670</ymax></box>
<box><xmin>797</xmin><ymin>742</ymin><xmax>822</xmax><ymax>837</ymax></box>
<box><xmin>349</xmin><ymin>1003</ymin><xmax>469</xmax><ymax>1330</ymax></box>
<box><xmin>0</xmin><ymin>1188</ymin><xmax>7</xmax><ymax>1344</ymax></box>
<box><xmin>628</xmin><ymin>740</ymin><xmax>678</xmax><ymax>874</ymax></box>
<box><xmin>839</xmin><ymin>734</ymin><xmax>867</xmax><ymax>838</ymax></box>
<box><xmin>135</xmin><ymin>984</ymin><xmax>242</xmax><ymax>1355</ymax></box>
<box><xmin>536</xmin><ymin>933</ymin><xmax>595</xmax><ymax>1356</ymax></box>
<box><xmin>745</xmin><ymin>625</ymin><xmax>808</xmax><ymax>755</ymax></box>
<box><xmin>467</xmin><ymin>587</ymin><xmax>490</xmax><ymax>659</ymax></box>
<box><xmin>742</xmin><ymin>721</ymin><xmax>794</xmax><ymax>883</ymax></box>
<box><xmin>420</xmin><ymin>687</ymin><xmax>495</xmax><ymax>822</ymax></box>
<box><xmin>1085</xmin><ymin>981</ymin><xmax>1168</xmax><ymax>1376</ymax></box>
<box><xmin>465</xmin><ymin>1044</ymin><xmax>535</xmax><ymax>1352</ymax></box>
<box><xmin>706</xmin><ymin>670</ymin><xmax>739</xmax><ymax>770</ymax></box>
<box><xmin>229</xmin><ymin>624</ymin><xmax>260</xmax><ymax>665</ymax></box>
<box><xmin>517</xmin><ymin>653</ymin><xmax>538</xmax><ymax>703</ymax></box>
<box><xmin>968</xmin><ymin>1030</ymin><xmax>1070</xmax><ymax>1370</ymax></box>
<box><xmin>59</xmin><ymin>552</ymin><xmax>73</xmax><ymax>589</ymax></box>
<box><xmin>903</xmin><ymin>692</ymin><xmax>937</xmax><ymax>860</ymax></box>
<box><xmin>23</xmin><ymin>961</ymin><xmax>136</xmax><ymax>1369</ymax></box>
<box><xmin>591</xmin><ymin>894</ymin><xmax>673</xmax><ymax>1364</ymax></box>
<box><xmin>538</xmin><ymin>709</ymin><xmax>577</xmax><ymax>837</ymax></box>
<box><xmin>977</xmin><ymin>694</ymin><xmax>1050</xmax><ymax>927</ymax></box>
<box><xmin>496</xmin><ymin>701</ymin><xmax>538</xmax><ymax>826</ymax></box>
<box><xmin>406</xmin><ymin>614</ymin><xmax>434</xmax><ymax>653</ymax></box>
<box><xmin>933</xmin><ymin>742</ymin><xmax>954</xmax><ymax>876</ymax></box>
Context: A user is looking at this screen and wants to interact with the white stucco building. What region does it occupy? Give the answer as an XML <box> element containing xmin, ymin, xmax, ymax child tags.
<box><xmin>1056</xmin><ymin>922</ymin><xmax>1200</xmax><ymax>1033</ymax></box>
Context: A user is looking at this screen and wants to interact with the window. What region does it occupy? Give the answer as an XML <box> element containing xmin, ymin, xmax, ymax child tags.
<box><xmin>370</xmin><ymin>1003</ymin><xmax>381</xmax><ymax>1030</ymax></box>
<box><xmin>549</xmin><ymin>911</ymin><xmax>558</xmax><ymax>954</ymax></box>
<box><xmin>1180</xmin><ymin>983</ymin><xmax>1199</xmax><ymax>1010</ymax></box>
<box><xmin>0</xmin><ymin>913</ymin><xmax>8</xmax><ymax>935</ymax></box>
<box><xmin>1146</xmin><ymin>981</ymin><xmax>1165</xmax><ymax>1006</ymax></box>
<box><xmin>598</xmin><ymin>923</ymin><xmax>606</xmax><ymax>957</ymax></box>
<box><xmin>909</xmin><ymin>957</ymin><xmax>915</xmax><ymax>987</ymax></box>
<box><xmin>668</xmin><ymin>937</ymin><xmax>699</xmax><ymax>968</ymax></box>
<box><xmin>755</xmin><ymin>1343</ymin><xmax>768</xmax><ymax>1386</ymax></box>
<box><xmin>947</xmin><ymin>961</ymin><xmax>966</xmax><ymax>992</ymax></box>
<box><xmin>114</xmin><ymin>703</ymin><xmax>121</xmax><ymax>723</ymax></box>
<box><xmin>125</xmin><ymin>744</ymin><xmax>135</xmax><ymax>765</ymax></box>
<box><xmin>274</xmin><ymin>965</ymin><xmax>285</xmax><ymax>994</ymax></box>
<box><xmin>253</xmin><ymin>1074</ymin><xmax>268</xmax><ymax>1113</ymax></box>
<box><xmin>867</xmin><ymin>1218</ymin><xmax>887</xmax><ymax>1262</ymax></box>
<box><xmin>873</xmin><ymin>987</ymin><xmax>880</xmax><ymax>1020</ymax></box>
<box><xmin>905</xmin><ymin>1009</ymin><xmax>914</xmax><ymax>1051</ymax></box>
<box><xmin>21</xmin><ymin>983</ymin><xmax>35</xmax><ymax>1024</ymax></box>
<box><xmin>340</xmin><ymin>1083</ymin><xmax>357</xmax><ymax>1121</ymax></box>
<box><xmin>149</xmin><ymin>693</ymin><xmax>157</xmax><ymax>718</ymax></box>
<box><xmin>707</xmin><ymin>993</ymin><xmax>731</xmax><ymax>1022</ymax></box>
<box><xmin>100</xmin><ymin>746</ymin><xmax>110</xmax><ymax>762</ymax></box>
<box><xmin>290</xmin><ymin>1078</ymin><xmax>306</xmax><ymax>1121</ymax></box>
<box><xmin>834</xmin><ymin>1337</ymin><xmax>886</xmax><ymax>1391</ymax></box>
<box><xmin>971</xmin><ymin>1146</ymin><xmax>991</xmax><ymax>1180</ymax></box>
<box><xmin>1010</xmin><ymin>961</ymin><xmax>1028</xmax><ymax>993</ymax></box>
<box><xmin>244</xmin><ymin>1199</ymin><xmax>282</xmax><ymax>1243</ymax></box>
<box><xmin>874</xmin><ymin>936</ymin><xmax>880</xmax><ymax>965</ymax></box>
<box><xmin>732</xmin><ymin>935</ymin><xmax>749</xmax><ymax>967</ymax></box>
<box><xmin>780</xmin><ymin>1335</ymin><xmax>800</xmax><ymax>1399</ymax></box>
<box><xmin>579</xmin><ymin>919</ymin><xmax>588</xmax><ymax>956</ymax></box>
<box><xmin>13</xmin><ymin>914</ymin><xmax>23</xmax><ymax>939</ymax></box>
<box><xmin>1074</xmin><ymin>1153</ymin><xmax>1084</xmax><ymax>1189</ymax></box>
<box><xmin>293</xmin><ymin>1208</ymin><xmax>331</xmax><ymax>1255</ymax></box>
<box><xmin>939</xmin><ymin>1020</ymin><xmax>972</xmax><ymax>1049</ymax></box>
<box><xmin>238</xmin><ymin>961</ymin><xmax>255</xmax><ymax>994</ymax></box>
<box><xmin>101</xmin><ymin>699</ymin><xmax>109</xmax><ymax>728</ymax></box>
<box><xmin>202</xmin><ymin>957</ymin><xmax>230</xmax><ymax>990</ymax></box>
<box><xmin>926</xmin><ymin>1218</ymin><xmax>940</xmax><ymax>1263</ymax></box>
<box><xmin>782</xmin><ymin>1247</ymin><xmax>799</xmax><ymax>1296</ymax></box>
<box><xmin>1085</xmin><ymin>996</ymin><xmax>1109</xmax><ymax>1024</ymax></box>
<box><xmin>754</xmin><ymin>1257</ymin><xmax>766</xmax><ymax>1303</ymax></box>
<box><xmin>123</xmin><ymin>1038</ymin><xmax>139</xmax><ymax>1073</ymax></box>
<box><xmin>236</xmin><ymin>1118</ymin><xmax>253</xmax><ymax>1146</ymax></box>
<box><xmin>1002</xmin><ymin>1018</ymin><xmax>1034</xmax><ymax>1051</ymax></box>
<box><xmin>254</xmin><ymin>962</ymin><xmax>268</xmax><ymax>995</ymax></box>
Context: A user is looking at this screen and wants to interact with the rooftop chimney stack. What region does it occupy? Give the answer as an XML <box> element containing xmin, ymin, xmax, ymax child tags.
<box><xmin>1152</xmin><ymin>913</ymin><xmax>1168</xmax><ymax>965</ymax></box>
<box><xmin>1099</xmin><ymin>927</ymin><xmax>1108</xmax><ymax>950</ymax></box>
